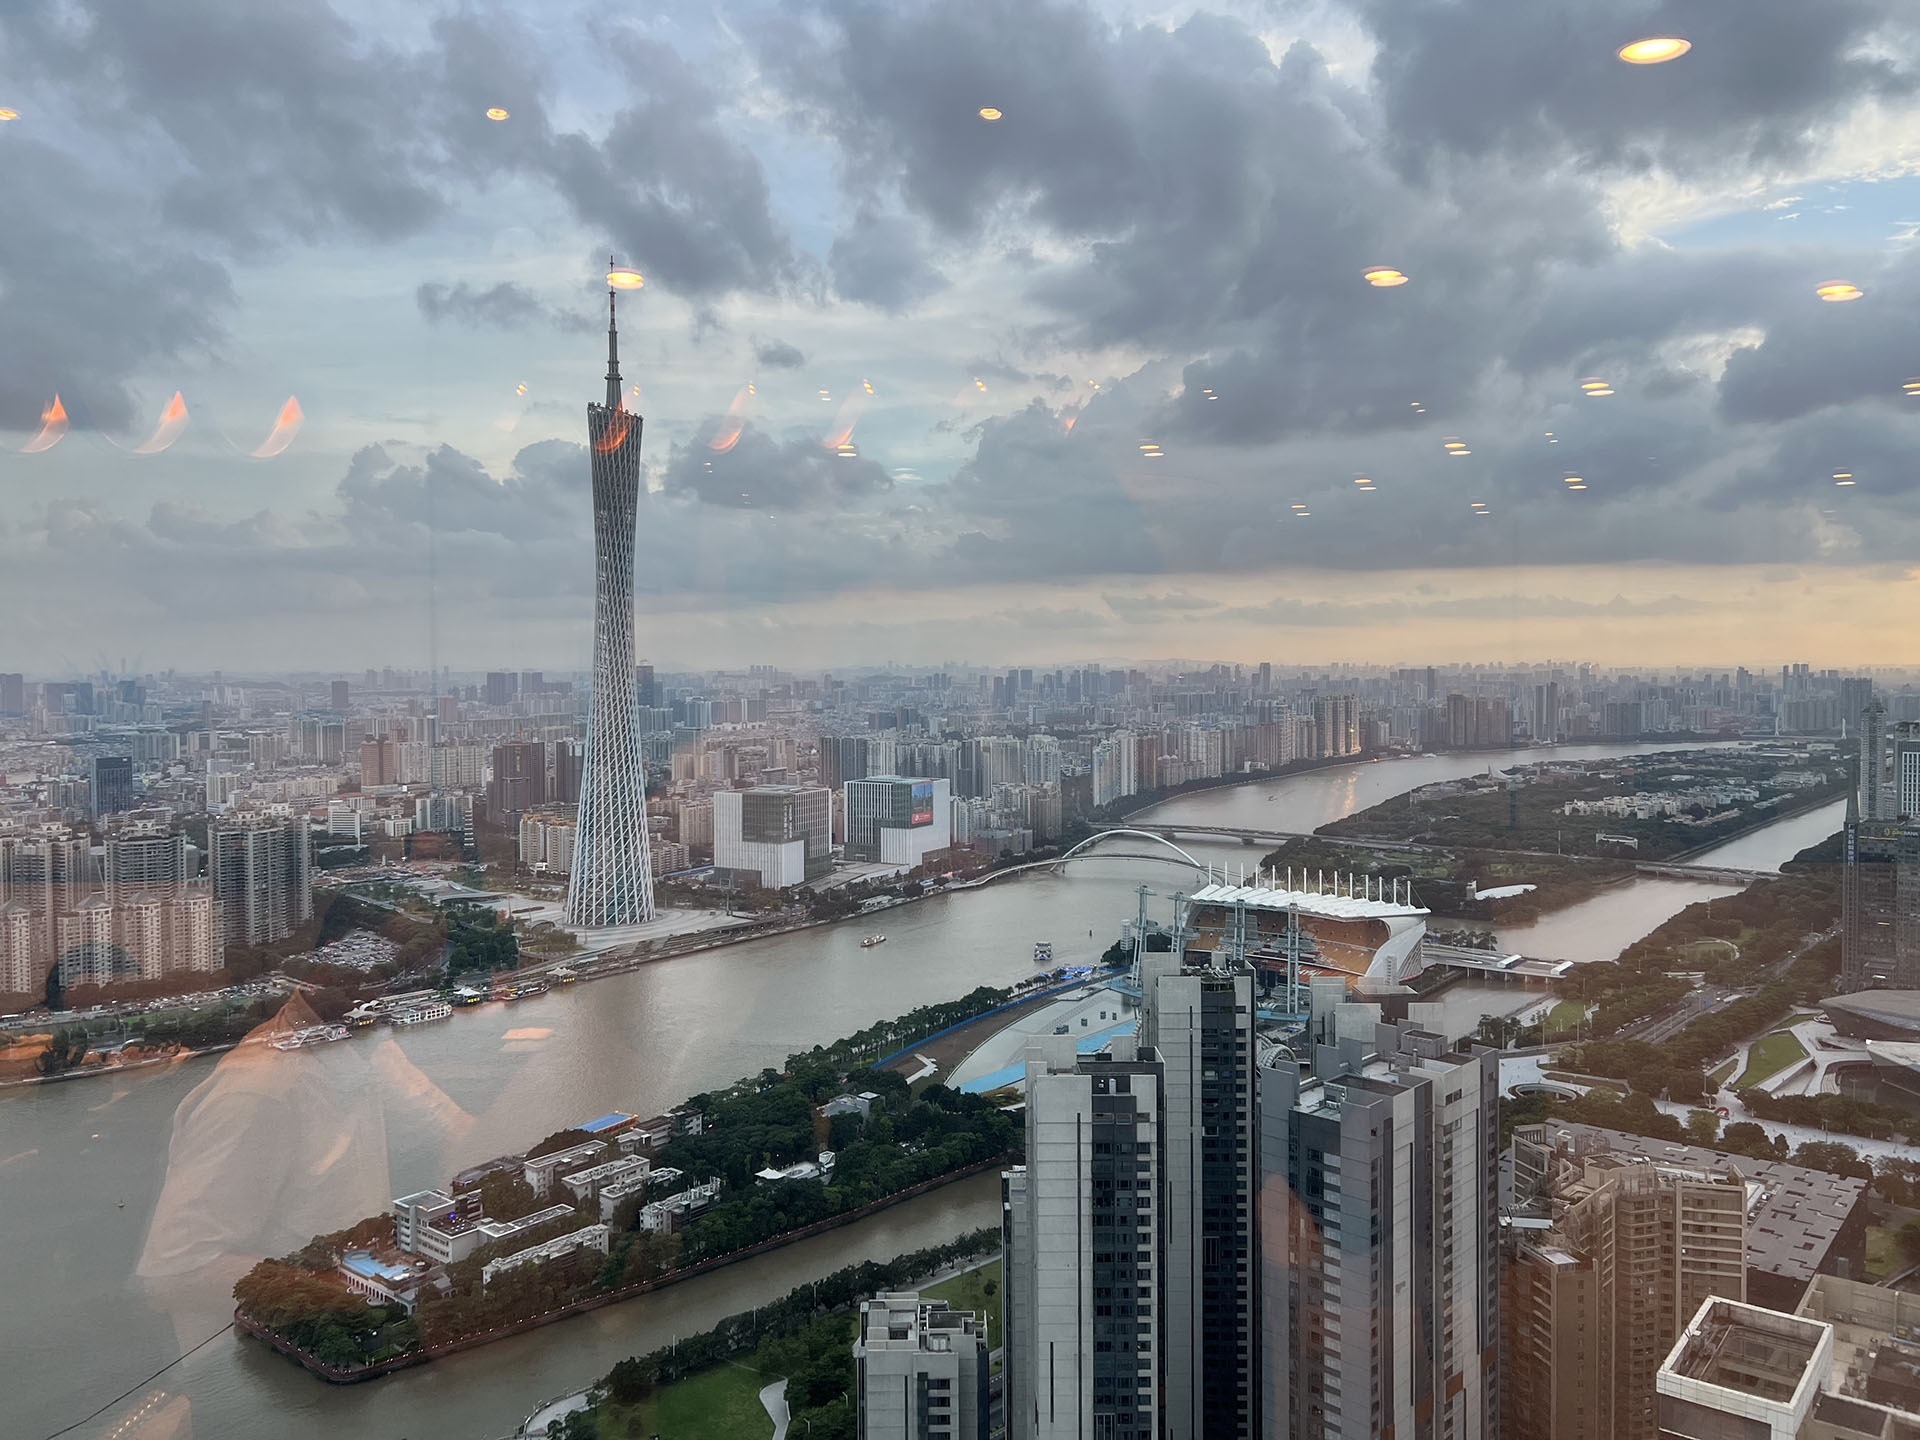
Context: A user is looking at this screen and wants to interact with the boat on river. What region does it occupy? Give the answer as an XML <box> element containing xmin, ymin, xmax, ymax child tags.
<box><xmin>1033</xmin><ymin>942</ymin><xmax>1053</xmax><ymax>963</ymax></box>
<box><xmin>389</xmin><ymin>1001</ymin><xmax>452</xmax><ymax>1026</ymax></box>
<box><xmin>861</xmin><ymin>934</ymin><xmax>887</xmax><ymax>948</ymax></box>
<box><xmin>270</xmin><ymin>1024</ymin><xmax>351</xmax><ymax>1051</ymax></box>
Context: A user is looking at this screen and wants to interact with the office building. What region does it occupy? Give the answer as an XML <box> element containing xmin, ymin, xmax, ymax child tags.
<box><xmin>485</xmin><ymin>671</ymin><xmax>516</xmax><ymax>707</ymax></box>
<box><xmin>821</xmin><ymin>734</ymin><xmax>871</xmax><ymax>791</ymax></box>
<box><xmin>551</xmin><ymin>739</ymin><xmax>584</xmax><ymax>804</ymax></box>
<box><xmin>89</xmin><ymin>755</ymin><xmax>134</xmax><ymax>820</ymax></box>
<box><xmin>565</xmin><ymin>282</ymin><xmax>656</xmax><ymax>929</ymax></box>
<box><xmin>1896</xmin><ymin>726</ymin><xmax>1920</xmax><ymax>820</ymax></box>
<box><xmin>713</xmin><ymin>784</ymin><xmax>832</xmax><ymax>889</ymax></box>
<box><xmin>0</xmin><ymin>673</ymin><xmax>23</xmax><ymax>715</ymax></box>
<box><xmin>1502</xmin><ymin>1130</ymin><xmax>1749</xmax><ymax>1440</ymax></box>
<box><xmin>330</xmin><ymin>679</ymin><xmax>350</xmax><ymax>711</ymax></box>
<box><xmin>1258</xmin><ymin>1013</ymin><xmax>1500</xmax><ymax>1440</ymax></box>
<box><xmin>488</xmin><ymin>741</ymin><xmax>548</xmax><ymax>816</ymax></box>
<box><xmin>854</xmin><ymin>1292</ymin><xmax>991</xmax><ymax>1440</ymax></box>
<box><xmin>843</xmin><ymin>776</ymin><xmax>952</xmax><ymax>868</ymax></box>
<box><xmin>209</xmin><ymin>810</ymin><xmax>313</xmax><ymax>948</ymax></box>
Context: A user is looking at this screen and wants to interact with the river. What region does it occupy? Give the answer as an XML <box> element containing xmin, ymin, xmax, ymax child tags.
<box><xmin>1</xmin><ymin>742</ymin><xmax>1837</xmax><ymax>1440</ymax></box>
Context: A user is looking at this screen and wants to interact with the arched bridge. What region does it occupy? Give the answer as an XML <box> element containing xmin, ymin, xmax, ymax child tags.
<box><xmin>1054</xmin><ymin>829</ymin><xmax>1208</xmax><ymax>871</ymax></box>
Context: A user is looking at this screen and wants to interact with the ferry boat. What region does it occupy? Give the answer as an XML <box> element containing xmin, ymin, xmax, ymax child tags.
<box><xmin>389</xmin><ymin>1001</ymin><xmax>453</xmax><ymax>1026</ymax></box>
<box><xmin>500</xmin><ymin>979</ymin><xmax>549</xmax><ymax>1001</ymax></box>
<box><xmin>1033</xmin><ymin>942</ymin><xmax>1053</xmax><ymax>964</ymax></box>
<box><xmin>860</xmin><ymin>934</ymin><xmax>887</xmax><ymax>948</ymax></box>
<box><xmin>270</xmin><ymin>1024</ymin><xmax>352</xmax><ymax>1051</ymax></box>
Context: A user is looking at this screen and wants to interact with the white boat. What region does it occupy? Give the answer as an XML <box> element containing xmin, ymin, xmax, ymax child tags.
<box><xmin>861</xmin><ymin>934</ymin><xmax>887</xmax><ymax>948</ymax></box>
<box><xmin>1033</xmin><ymin>942</ymin><xmax>1053</xmax><ymax>963</ymax></box>
<box><xmin>270</xmin><ymin>1024</ymin><xmax>352</xmax><ymax>1051</ymax></box>
<box><xmin>388</xmin><ymin>1001</ymin><xmax>453</xmax><ymax>1026</ymax></box>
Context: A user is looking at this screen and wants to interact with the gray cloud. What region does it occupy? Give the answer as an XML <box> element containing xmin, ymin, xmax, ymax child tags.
<box><xmin>753</xmin><ymin>339</ymin><xmax>808</xmax><ymax>369</ymax></box>
<box><xmin>416</xmin><ymin>281</ymin><xmax>595</xmax><ymax>332</ymax></box>
<box><xmin>661</xmin><ymin>423</ymin><xmax>894</xmax><ymax>511</ymax></box>
<box><xmin>826</xmin><ymin>211</ymin><xmax>949</xmax><ymax>311</ymax></box>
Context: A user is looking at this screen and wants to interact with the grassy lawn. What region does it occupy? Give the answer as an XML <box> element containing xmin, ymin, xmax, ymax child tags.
<box><xmin>1733</xmin><ymin>1031</ymin><xmax>1809</xmax><ymax>1090</ymax></box>
<box><xmin>1543</xmin><ymin>999</ymin><xmax>1589</xmax><ymax>1037</ymax></box>
<box><xmin>923</xmin><ymin>1259</ymin><xmax>1002</xmax><ymax>1353</ymax></box>
<box><xmin>1868</xmin><ymin>1227</ymin><xmax>1896</xmax><ymax>1282</ymax></box>
<box><xmin>1707</xmin><ymin>1059</ymin><xmax>1737</xmax><ymax>1087</ymax></box>
<box><xmin>596</xmin><ymin>1362</ymin><xmax>773</xmax><ymax>1440</ymax></box>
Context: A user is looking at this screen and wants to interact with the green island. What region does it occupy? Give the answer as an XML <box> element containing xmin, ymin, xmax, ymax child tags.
<box><xmin>1318</xmin><ymin>747</ymin><xmax>1845</xmax><ymax>861</ymax></box>
<box><xmin>232</xmin><ymin>988</ymin><xmax>1025</xmax><ymax>1380</ymax></box>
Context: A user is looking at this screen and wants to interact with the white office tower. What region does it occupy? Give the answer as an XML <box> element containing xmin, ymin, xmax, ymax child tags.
<box><xmin>1258</xmin><ymin>1010</ymin><xmax>1499</xmax><ymax>1440</ymax></box>
<box><xmin>854</xmin><ymin>1292</ymin><xmax>990</xmax><ymax>1440</ymax></box>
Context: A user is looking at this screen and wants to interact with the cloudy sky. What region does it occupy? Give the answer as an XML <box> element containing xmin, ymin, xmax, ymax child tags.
<box><xmin>4</xmin><ymin>0</ymin><xmax>1920</xmax><ymax>675</ymax></box>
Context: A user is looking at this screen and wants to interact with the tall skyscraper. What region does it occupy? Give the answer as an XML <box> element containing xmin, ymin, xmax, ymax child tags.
<box><xmin>488</xmin><ymin>742</ymin><xmax>548</xmax><ymax>816</ymax></box>
<box><xmin>0</xmin><ymin>673</ymin><xmax>23</xmax><ymax>715</ymax></box>
<box><xmin>1860</xmin><ymin>697</ymin><xmax>1889</xmax><ymax>820</ymax></box>
<box><xmin>330</xmin><ymin>679</ymin><xmax>350</xmax><ymax>711</ymax></box>
<box><xmin>564</xmin><ymin>276</ymin><xmax>655</xmax><ymax>929</ymax></box>
<box><xmin>1258</xmin><ymin>1013</ymin><xmax>1499</xmax><ymax>1440</ymax></box>
<box><xmin>1896</xmin><ymin>725</ymin><xmax>1920</xmax><ymax>821</ymax></box>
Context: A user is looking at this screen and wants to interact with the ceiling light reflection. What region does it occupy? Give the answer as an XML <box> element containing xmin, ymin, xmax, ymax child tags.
<box><xmin>1617</xmin><ymin>37</ymin><xmax>1691</xmax><ymax>64</ymax></box>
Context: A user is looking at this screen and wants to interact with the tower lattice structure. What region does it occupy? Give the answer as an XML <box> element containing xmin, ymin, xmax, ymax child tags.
<box><xmin>565</xmin><ymin>277</ymin><xmax>655</xmax><ymax>928</ymax></box>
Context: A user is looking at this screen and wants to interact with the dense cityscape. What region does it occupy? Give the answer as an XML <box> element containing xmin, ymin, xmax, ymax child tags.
<box><xmin>9</xmin><ymin>2</ymin><xmax>1920</xmax><ymax>1439</ymax></box>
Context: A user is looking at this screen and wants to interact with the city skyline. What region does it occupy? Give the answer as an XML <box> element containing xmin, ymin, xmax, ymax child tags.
<box><xmin>5</xmin><ymin>2</ymin><xmax>1920</xmax><ymax>673</ymax></box>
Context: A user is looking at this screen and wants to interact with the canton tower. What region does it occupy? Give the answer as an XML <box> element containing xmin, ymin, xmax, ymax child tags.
<box><xmin>564</xmin><ymin>268</ymin><xmax>655</xmax><ymax>928</ymax></box>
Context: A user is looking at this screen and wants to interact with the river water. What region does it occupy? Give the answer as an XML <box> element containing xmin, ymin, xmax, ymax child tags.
<box><xmin>1</xmin><ymin>742</ymin><xmax>1836</xmax><ymax>1440</ymax></box>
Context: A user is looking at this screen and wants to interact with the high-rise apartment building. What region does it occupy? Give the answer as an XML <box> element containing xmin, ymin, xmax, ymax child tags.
<box><xmin>1897</xmin><ymin>725</ymin><xmax>1920</xmax><ymax>821</ymax></box>
<box><xmin>1258</xmin><ymin>1015</ymin><xmax>1499</xmax><ymax>1440</ymax></box>
<box><xmin>209</xmin><ymin>810</ymin><xmax>313</xmax><ymax>948</ymax></box>
<box><xmin>713</xmin><ymin>784</ymin><xmax>832</xmax><ymax>888</ymax></box>
<box><xmin>488</xmin><ymin>742</ymin><xmax>548</xmax><ymax>816</ymax></box>
<box><xmin>484</xmin><ymin>671</ymin><xmax>517</xmax><ymax>707</ymax></box>
<box><xmin>105</xmin><ymin>818</ymin><xmax>189</xmax><ymax>900</ymax></box>
<box><xmin>0</xmin><ymin>822</ymin><xmax>95</xmax><ymax>991</ymax></box>
<box><xmin>1312</xmin><ymin>694</ymin><xmax>1359</xmax><ymax>759</ymax></box>
<box><xmin>854</xmin><ymin>1292</ymin><xmax>991</xmax><ymax>1440</ymax></box>
<box><xmin>0</xmin><ymin>673</ymin><xmax>23</xmax><ymax>715</ymax></box>
<box><xmin>1002</xmin><ymin>946</ymin><xmax>1257</xmax><ymax>1440</ymax></box>
<box><xmin>564</xmin><ymin>281</ymin><xmax>655</xmax><ymax>929</ymax></box>
<box><xmin>1502</xmin><ymin>1128</ymin><xmax>1748</xmax><ymax>1440</ymax></box>
<box><xmin>1860</xmin><ymin>697</ymin><xmax>1889</xmax><ymax>820</ymax></box>
<box><xmin>330</xmin><ymin>679</ymin><xmax>350</xmax><ymax>711</ymax></box>
<box><xmin>89</xmin><ymin>755</ymin><xmax>134</xmax><ymax>820</ymax></box>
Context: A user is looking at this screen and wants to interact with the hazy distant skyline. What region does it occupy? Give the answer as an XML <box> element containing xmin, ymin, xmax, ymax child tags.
<box><xmin>4</xmin><ymin>0</ymin><xmax>1919</xmax><ymax>671</ymax></box>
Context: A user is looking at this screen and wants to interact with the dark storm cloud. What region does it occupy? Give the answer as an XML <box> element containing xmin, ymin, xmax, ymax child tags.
<box><xmin>416</xmin><ymin>281</ymin><xmax>595</xmax><ymax>332</ymax></box>
<box><xmin>754</xmin><ymin>339</ymin><xmax>808</xmax><ymax>370</ymax></box>
<box><xmin>826</xmin><ymin>212</ymin><xmax>949</xmax><ymax>312</ymax></box>
<box><xmin>660</xmin><ymin>423</ymin><xmax>894</xmax><ymax>510</ymax></box>
<box><xmin>1361</xmin><ymin>0</ymin><xmax>1918</xmax><ymax>179</ymax></box>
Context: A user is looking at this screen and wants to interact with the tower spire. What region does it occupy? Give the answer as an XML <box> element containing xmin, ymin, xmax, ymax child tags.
<box><xmin>606</xmin><ymin>253</ymin><xmax>622</xmax><ymax>408</ymax></box>
<box><xmin>605</xmin><ymin>254</ymin><xmax>623</xmax><ymax>410</ymax></box>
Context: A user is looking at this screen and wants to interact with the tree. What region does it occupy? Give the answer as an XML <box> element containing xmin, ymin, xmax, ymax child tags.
<box><xmin>1684</xmin><ymin>1109</ymin><xmax>1722</xmax><ymax>1145</ymax></box>
<box><xmin>1897</xmin><ymin>1220</ymin><xmax>1920</xmax><ymax>1267</ymax></box>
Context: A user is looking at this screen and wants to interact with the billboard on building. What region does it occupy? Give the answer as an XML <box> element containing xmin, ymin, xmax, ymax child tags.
<box><xmin>909</xmin><ymin>781</ymin><xmax>934</xmax><ymax>827</ymax></box>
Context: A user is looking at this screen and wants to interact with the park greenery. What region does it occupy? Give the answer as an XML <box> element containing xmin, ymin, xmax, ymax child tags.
<box><xmin>445</xmin><ymin>903</ymin><xmax>519</xmax><ymax>976</ymax></box>
<box><xmin>550</xmin><ymin>1229</ymin><xmax>1002</xmax><ymax>1440</ymax></box>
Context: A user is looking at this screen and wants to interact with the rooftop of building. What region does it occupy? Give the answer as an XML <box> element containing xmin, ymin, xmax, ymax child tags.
<box><xmin>1189</xmin><ymin>880</ymin><xmax>1428</xmax><ymax>921</ymax></box>
<box><xmin>1666</xmin><ymin>1298</ymin><xmax>1827</xmax><ymax>1406</ymax></box>
<box><xmin>1544</xmin><ymin>1126</ymin><xmax>1868</xmax><ymax>1286</ymax></box>
<box><xmin>341</xmin><ymin>1250</ymin><xmax>418</xmax><ymax>1286</ymax></box>
<box><xmin>1826</xmin><ymin>992</ymin><xmax>1920</xmax><ymax>1030</ymax></box>
<box><xmin>578</xmin><ymin>1112</ymin><xmax>636</xmax><ymax>1134</ymax></box>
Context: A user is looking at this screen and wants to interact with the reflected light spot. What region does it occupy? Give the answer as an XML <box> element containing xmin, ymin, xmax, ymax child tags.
<box><xmin>485</xmin><ymin>107</ymin><xmax>510</xmax><ymax>121</ymax></box>
<box><xmin>974</xmin><ymin>378</ymin><xmax>988</xmax><ymax>392</ymax></box>
<box><xmin>607</xmin><ymin>268</ymin><xmax>645</xmax><ymax>290</ymax></box>
<box><xmin>1354</xmin><ymin>476</ymin><xmax>1373</xmax><ymax>485</ymax></box>
<box><xmin>1816</xmin><ymin>282</ymin><xmax>1862</xmax><ymax>302</ymax></box>
<box><xmin>1364</xmin><ymin>266</ymin><xmax>1409</xmax><ymax>287</ymax></box>
<box><xmin>863</xmin><ymin>380</ymin><xmax>875</xmax><ymax>395</ymax></box>
<box><xmin>0</xmin><ymin>108</ymin><xmax>17</xmax><ymax>122</ymax></box>
<box><xmin>1617</xmin><ymin>36</ymin><xmax>1691</xmax><ymax>64</ymax></box>
<box><xmin>23</xmin><ymin>394</ymin><xmax>69</xmax><ymax>453</ymax></box>
<box><xmin>978</xmin><ymin>107</ymin><xmax>1003</xmax><ymax>121</ymax></box>
<box><xmin>1567</xmin><ymin>483</ymin><xmax>1587</xmax><ymax>490</ymax></box>
<box><xmin>514</xmin><ymin>382</ymin><xmax>528</xmax><ymax>397</ymax></box>
<box><xmin>133</xmin><ymin>390</ymin><xmax>189</xmax><ymax>455</ymax></box>
<box><xmin>251</xmin><ymin>397</ymin><xmax>304</xmax><ymax>459</ymax></box>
